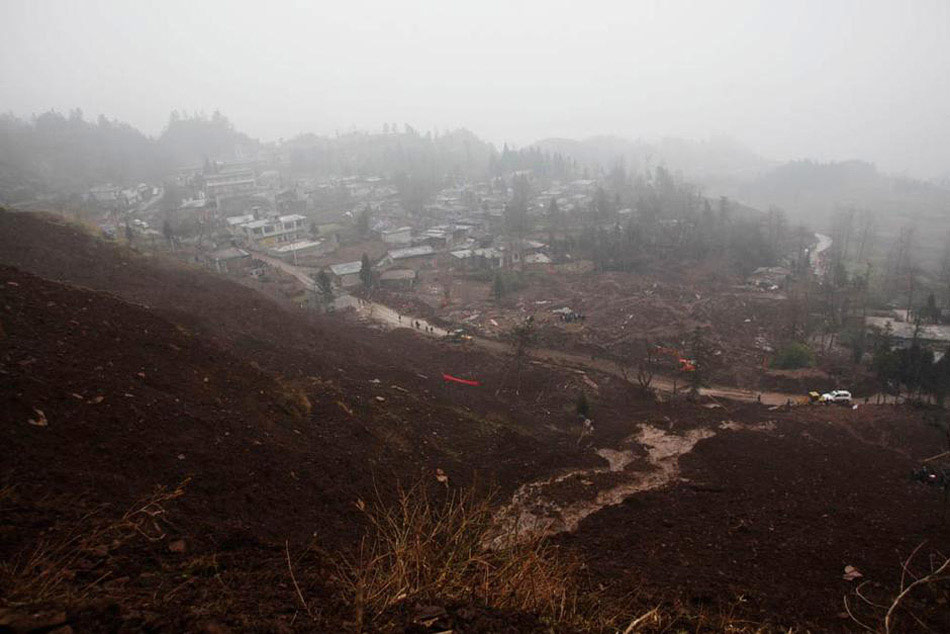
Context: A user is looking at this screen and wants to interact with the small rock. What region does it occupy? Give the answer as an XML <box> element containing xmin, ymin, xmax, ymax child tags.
<box><xmin>842</xmin><ymin>565</ymin><xmax>863</xmax><ymax>581</ymax></box>
<box><xmin>168</xmin><ymin>539</ymin><xmax>187</xmax><ymax>553</ymax></box>
<box><xmin>28</xmin><ymin>408</ymin><xmax>48</xmax><ymax>427</ymax></box>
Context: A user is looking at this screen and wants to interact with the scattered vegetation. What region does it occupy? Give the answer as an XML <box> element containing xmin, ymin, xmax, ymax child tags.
<box><xmin>844</xmin><ymin>543</ymin><xmax>950</xmax><ymax>633</ymax></box>
<box><xmin>771</xmin><ymin>342</ymin><xmax>816</xmax><ymax>369</ymax></box>
<box><xmin>334</xmin><ymin>482</ymin><xmax>585</xmax><ymax>631</ymax></box>
<box><xmin>0</xmin><ymin>480</ymin><xmax>188</xmax><ymax>606</ymax></box>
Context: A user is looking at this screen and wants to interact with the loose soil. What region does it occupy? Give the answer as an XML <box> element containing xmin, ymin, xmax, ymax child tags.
<box><xmin>2</xmin><ymin>211</ymin><xmax>948</xmax><ymax>632</ymax></box>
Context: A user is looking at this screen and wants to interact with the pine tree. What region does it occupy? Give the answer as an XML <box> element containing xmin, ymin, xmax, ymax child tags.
<box><xmin>359</xmin><ymin>253</ymin><xmax>373</xmax><ymax>287</ymax></box>
<box><xmin>316</xmin><ymin>269</ymin><xmax>333</xmax><ymax>300</ymax></box>
<box><xmin>492</xmin><ymin>272</ymin><xmax>505</xmax><ymax>301</ymax></box>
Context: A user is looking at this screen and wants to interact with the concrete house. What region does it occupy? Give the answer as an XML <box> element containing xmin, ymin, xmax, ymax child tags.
<box><xmin>239</xmin><ymin>214</ymin><xmax>307</xmax><ymax>247</ymax></box>
<box><xmin>381</xmin><ymin>226</ymin><xmax>413</xmax><ymax>246</ymax></box>
<box><xmin>378</xmin><ymin>245</ymin><xmax>437</xmax><ymax>271</ymax></box>
<box><xmin>329</xmin><ymin>261</ymin><xmax>364</xmax><ymax>287</ymax></box>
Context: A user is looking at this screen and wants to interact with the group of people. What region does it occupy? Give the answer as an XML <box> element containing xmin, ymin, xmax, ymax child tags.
<box><xmin>396</xmin><ymin>313</ymin><xmax>435</xmax><ymax>334</ymax></box>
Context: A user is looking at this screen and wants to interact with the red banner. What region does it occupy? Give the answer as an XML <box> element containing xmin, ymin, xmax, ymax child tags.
<box><xmin>442</xmin><ymin>373</ymin><xmax>481</xmax><ymax>387</ymax></box>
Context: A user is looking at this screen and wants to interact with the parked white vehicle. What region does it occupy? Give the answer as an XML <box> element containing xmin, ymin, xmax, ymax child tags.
<box><xmin>820</xmin><ymin>389</ymin><xmax>852</xmax><ymax>404</ymax></box>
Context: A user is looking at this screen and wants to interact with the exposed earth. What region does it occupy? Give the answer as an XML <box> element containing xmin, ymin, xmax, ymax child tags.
<box><xmin>2</xmin><ymin>211</ymin><xmax>948</xmax><ymax>632</ymax></box>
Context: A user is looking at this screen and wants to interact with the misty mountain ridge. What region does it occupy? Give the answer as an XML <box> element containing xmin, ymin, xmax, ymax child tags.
<box><xmin>4</xmin><ymin>109</ymin><xmax>950</xmax><ymax>251</ymax></box>
<box><xmin>530</xmin><ymin>134</ymin><xmax>773</xmax><ymax>182</ymax></box>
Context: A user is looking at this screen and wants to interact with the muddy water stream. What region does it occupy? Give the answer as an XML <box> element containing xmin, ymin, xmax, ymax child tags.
<box><xmin>493</xmin><ymin>421</ymin><xmax>772</xmax><ymax>543</ymax></box>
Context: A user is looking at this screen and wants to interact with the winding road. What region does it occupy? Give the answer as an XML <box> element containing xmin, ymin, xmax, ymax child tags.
<box><xmin>253</xmin><ymin>248</ymin><xmax>822</xmax><ymax>406</ymax></box>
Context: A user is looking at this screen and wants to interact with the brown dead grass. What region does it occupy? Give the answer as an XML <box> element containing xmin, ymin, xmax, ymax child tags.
<box><xmin>0</xmin><ymin>479</ymin><xmax>188</xmax><ymax>607</ymax></box>
<box><xmin>334</xmin><ymin>481</ymin><xmax>589</xmax><ymax>630</ymax></box>
<box><xmin>328</xmin><ymin>481</ymin><xmax>792</xmax><ymax>633</ymax></box>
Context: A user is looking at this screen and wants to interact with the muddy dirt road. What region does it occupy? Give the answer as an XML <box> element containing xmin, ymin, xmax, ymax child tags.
<box><xmin>344</xmin><ymin>294</ymin><xmax>800</xmax><ymax>405</ymax></box>
<box><xmin>252</xmin><ymin>251</ymin><xmax>811</xmax><ymax>405</ymax></box>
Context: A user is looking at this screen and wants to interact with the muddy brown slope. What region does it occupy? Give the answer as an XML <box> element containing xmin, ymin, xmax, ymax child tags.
<box><xmin>559</xmin><ymin>408</ymin><xmax>950</xmax><ymax>631</ymax></box>
<box><xmin>0</xmin><ymin>212</ymin><xmax>614</xmax><ymax>630</ymax></box>
<box><xmin>0</xmin><ymin>212</ymin><xmax>611</xmax><ymax>545</ymax></box>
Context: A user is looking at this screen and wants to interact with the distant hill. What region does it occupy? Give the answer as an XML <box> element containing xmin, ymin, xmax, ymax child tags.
<box><xmin>531</xmin><ymin>134</ymin><xmax>771</xmax><ymax>183</ymax></box>
<box><xmin>282</xmin><ymin>126</ymin><xmax>495</xmax><ymax>180</ymax></box>
<box><xmin>0</xmin><ymin>110</ymin><xmax>259</xmax><ymax>203</ymax></box>
<box><xmin>738</xmin><ymin>159</ymin><xmax>950</xmax><ymax>265</ymax></box>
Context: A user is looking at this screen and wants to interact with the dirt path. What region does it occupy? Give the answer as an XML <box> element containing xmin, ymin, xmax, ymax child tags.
<box><xmin>256</xmin><ymin>253</ymin><xmax>805</xmax><ymax>405</ymax></box>
<box><xmin>252</xmin><ymin>251</ymin><xmax>319</xmax><ymax>289</ymax></box>
<box><xmin>333</xmin><ymin>293</ymin><xmax>451</xmax><ymax>337</ymax></box>
<box><xmin>333</xmin><ymin>293</ymin><xmax>800</xmax><ymax>404</ymax></box>
<box><xmin>811</xmin><ymin>232</ymin><xmax>832</xmax><ymax>276</ymax></box>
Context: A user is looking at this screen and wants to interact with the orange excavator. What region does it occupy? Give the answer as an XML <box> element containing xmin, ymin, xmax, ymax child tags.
<box><xmin>654</xmin><ymin>346</ymin><xmax>696</xmax><ymax>372</ymax></box>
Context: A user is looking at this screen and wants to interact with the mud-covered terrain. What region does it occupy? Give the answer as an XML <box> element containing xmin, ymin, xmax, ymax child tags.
<box><xmin>2</xmin><ymin>211</ymin><xmax>948</xmax><ymax>632</ymax></box>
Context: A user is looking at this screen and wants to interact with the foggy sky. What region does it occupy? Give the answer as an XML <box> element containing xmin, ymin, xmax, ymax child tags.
<box><xmin>2</xmin><ymin>0</ymin><xmax>949</xmax><ymax>178</ymax></box>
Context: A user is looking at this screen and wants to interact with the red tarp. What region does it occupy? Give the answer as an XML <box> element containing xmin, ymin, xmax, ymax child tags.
<box><xmin>442</xmin><ymin>373</ymin><xmax>481</xmax><ymax>387</ymax></box>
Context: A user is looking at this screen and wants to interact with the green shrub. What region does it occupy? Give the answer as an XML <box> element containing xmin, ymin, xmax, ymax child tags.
<box><xmin>771</xmin><ymin>342</ymin><xmax>815</xmax><ymax>369</ymax></box>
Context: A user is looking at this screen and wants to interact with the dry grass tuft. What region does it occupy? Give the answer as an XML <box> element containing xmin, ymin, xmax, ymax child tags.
<box><xmin>0</xmin><ymin>479</ymin><xmax>189</xmax><ymax>606</ymax></box>
<box><xmin>844</xmin><ymin>541</ymin><xmax>950</xmax><ymax>633</ymax></box>
<box><xmin>334</xmin><ymin>481</ymin><xmax>585</xmax><ymax>630</ymax></box>
<box><xmin>275</xmin><ymin>377</ymin><xmax>313</xmax><ymax>419</ymax></box>
<box><xmin>329</xmin><ymin>481</ymin><xmax>783</xmax><ymax>632</ymax></box>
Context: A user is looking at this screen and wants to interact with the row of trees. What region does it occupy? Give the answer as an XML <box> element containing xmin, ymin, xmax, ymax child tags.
<box><xmin>0</xmin><ymin>110</ymin><xmax>256</xmax><ymax>202</ymax></box>
<box><xmin>871</xmin><ymin>322</ymin><xmax>950</xmax><ymax>403</ymax></box>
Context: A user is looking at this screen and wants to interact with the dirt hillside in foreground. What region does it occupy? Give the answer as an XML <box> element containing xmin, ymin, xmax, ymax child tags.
<box><xmin>2</xmin><ymin>210</ymin><xmax>948</xmax><ymax>632</ymax></box>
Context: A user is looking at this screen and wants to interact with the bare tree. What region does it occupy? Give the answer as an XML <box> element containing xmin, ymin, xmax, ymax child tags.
<box><xmin>440</xmin><ymin>271</ymin><xmax>453</xmax><ymax>307</ymax></box>
<box><xmin>636</xmin><ymin>342</ymin><xmax>658</xmax><ymax>392</ymax></box>
<box><xmin>855</xmin><ymin>209</ymin><xmax>876</xmax><ymax>262</ymax></box>
<box><xmin>508</xmin><ymin>315</ymin><xmax>536</xmax><ymax>392</ymax></box>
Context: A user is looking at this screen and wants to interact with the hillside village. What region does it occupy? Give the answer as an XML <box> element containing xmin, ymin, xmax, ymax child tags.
<box><xmin>6</xmin><ymin>1</ymin><xmax>950</xmax><ymax>630</ymax></box>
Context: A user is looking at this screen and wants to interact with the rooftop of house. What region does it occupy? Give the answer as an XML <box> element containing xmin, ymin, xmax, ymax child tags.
<box><xmin>240</xmin><ymin>214</ymin><xmax>307</xmax><ymax>230</ymax></box>
<box><xmin>451</xmin><ymin>247</ymin><xmax>502</xmax><ymax>260</ymax></box>
<box><xmin>206</xmin><ymin>177</ymin><xmax>255</xmax><ymax>188</ymax></box>
<box><xmin>380</xmin><ymin>269</ymin><xmax>416</xmax><ymax>281</ymax></box>
<box><xmin>866</xmin><ymin>316</ymin><xmax>950</xmax><ymax>342</ymax></box>
<box><xmin>388</xmin><ymin>245</ymin><xmax>435</xmax><ymax>260</ymax></box>
<box><xmin>209</xmin><ymin>246</ymin><xmax>250</xmax><ymax>261</ymax></box>
<box><xmin>271</xmin><ymin>239</ymin><xmax>323</xmax><ymax>253</ymax></box>
<box><xmin>524</xmin><ymin>253</ymin><xmax>552</xmax><ymax>264</ymax></box>
<box><xmin>329</xmin><ymin>261</ymin><xmax>364</xmax><ymax>276</ymax></box>
<box><xmin>226</xmin><ymin>214</ymin><xmax>255</xmax><ymax>226</ymax></box>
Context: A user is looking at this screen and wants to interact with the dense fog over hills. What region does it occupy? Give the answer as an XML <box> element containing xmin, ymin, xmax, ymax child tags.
<box><xmin>2</xmin><ymin>0</ymin><xmax>949</xmax><ymax>178</ymax></box>
<box><xmin>5</xmin><ymin>2</ymin><xmax>950</xmax><ymax>632</ymax></box>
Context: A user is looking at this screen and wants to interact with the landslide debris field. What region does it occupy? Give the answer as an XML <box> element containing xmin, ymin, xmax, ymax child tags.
<box><xmin>2</xmin><ymin>212</ymin><xmax>949</xmax><ymax>632</ymax></box>
<box><xmin>378</xmin><ymin>259</ymin><xmax>793</xmax><ymax>389</ymax></box>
